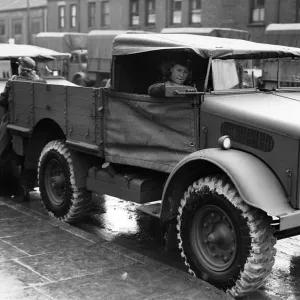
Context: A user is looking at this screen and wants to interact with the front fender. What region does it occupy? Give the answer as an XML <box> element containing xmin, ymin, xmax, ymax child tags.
<box><xmin>160</xmin><ymin>148</ymin><xmax>294</xmax><ymax>226</ymax></box>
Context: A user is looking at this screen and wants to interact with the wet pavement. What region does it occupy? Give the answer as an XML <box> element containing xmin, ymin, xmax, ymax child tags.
<box><xmin>0</xmin><ymin>192</ymin><xmax>233</xmax><ymax>300</ymax></box>
<box><xmin>2</xmin><ymin>189</ymin><xmax>300</xmax><ymax>300</ymax></box>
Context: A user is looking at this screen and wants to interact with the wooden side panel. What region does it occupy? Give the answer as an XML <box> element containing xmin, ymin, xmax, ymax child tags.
<box><xmin>12</xmin><ymin>82</ymin><xmax>34</xmax><ymax>129</ymax></box>
<box><xmin>12</xmin><ymin>82</ymin><xmax>104</xmax><ymax>157</ymax></box>
<box><xmin>33</xmin><ymin>83</ymin><xmax>65</xmax><ymax>129</ymax></box>
<box><xmin>66</xmin><ymin>86</ymin><xmax>103</xmax><ymax>156</ymax></box>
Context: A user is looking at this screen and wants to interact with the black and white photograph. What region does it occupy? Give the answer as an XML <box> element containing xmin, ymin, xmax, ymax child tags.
<box><xmin>0</xmin><ymin>0</ymin><xmax>300</xmax><ymax>299</ymax></box>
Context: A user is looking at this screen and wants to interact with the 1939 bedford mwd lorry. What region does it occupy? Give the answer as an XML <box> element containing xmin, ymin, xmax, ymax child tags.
<box><xmin>6</xmin><ymin>33</ymin><xmax>300</xmax><ymax>298</ymax></box>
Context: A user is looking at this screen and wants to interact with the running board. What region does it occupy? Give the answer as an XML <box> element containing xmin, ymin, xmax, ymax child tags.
<box><xmin>137</xmin><ymin>201</ymin><xmax>161</xmax><ymax>219</ymax></box>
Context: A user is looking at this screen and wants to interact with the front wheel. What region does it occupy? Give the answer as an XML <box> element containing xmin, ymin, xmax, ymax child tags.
<box><xmin>38</xmin><ymin>140</ymin><xmax>91</xmax><ymax>223</ymax></box>
<box><xmin>177</xmin><ymin>175</ymin><xmax>276</xmax><ymax>298</ymax></box>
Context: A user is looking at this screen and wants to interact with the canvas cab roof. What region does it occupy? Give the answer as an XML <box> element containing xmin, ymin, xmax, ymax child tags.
<box><xmin>34</xmin><ymin>32</ymin><xmax>88</xmax><ymax>53</ymax></box>
<box><xmin>161</xmin><ymin>27</ymin><xmax>250</xmax><ymax>40</ymax></box>
<box><xmin>0</xmin><ymin>43</ymin><xmax>70</xmax><ymax>61</ymax></box>
<box><xmin>112</xmin><ymin>33</ymin><xmax>300</xmax><ymax>59</ymax></box>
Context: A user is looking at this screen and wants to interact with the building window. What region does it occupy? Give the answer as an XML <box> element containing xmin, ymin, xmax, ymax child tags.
<box><xmin>31</xmin><ymin>20</ymin><xmax>41</xmax><ymax>34</ymax></box>
<box><xmin>59</xmin><ymin>5</ymin><xmax>66</xmax><ymax>28</ymax></box>
<box><xmin>130</xmin><ymin>0</ymin><xmax>139</xmax><ymax>26</ymax></box>
<box><xmin>88</xmin><ymin>2</ymin><xmax>96</xmax><ymax>27</ymax></box>
<box><xmin>250</xmin><ymin>0</ymin><xmax>265</xmax><ymax>23</ymax></box>
<box><xmin>190</xmin><ymin>0</ymin><xmax>201</xmax><ymax>24</ymax></box>
<box><xmin>101</xmin><ymin>1</ymin><xmax>110</xmax><ymax>26</ymax></box>
<box><xmin>13</xmin><ymin>22</ymin><xmax>22</xmax><ymax>35</ymax></box>
<box><xmin>171</xmin><ymin>0</ymin><xmax>182</xmax><ymax>24</ymax></box>
<box><xmin>0</xmin><ymin>23</ymin><xmax>5</xmax><ymax>35</ymax></box>
<box><xmin>146</xmin><ymin>0</ymin><xmax>156</xmax><ymax>25</ymax></box>
<box><xmin>70</xmin><ymin>4</ymin><xmax>77</xmax><ymax>28</ymax></box>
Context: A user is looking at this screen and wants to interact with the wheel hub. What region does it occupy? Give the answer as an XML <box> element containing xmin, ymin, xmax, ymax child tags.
<box><xmin>191</xmin><ymin>205</ymin><xmax>237</xmax><ymax>271</ymax></box>
<box><xmin>44</xmin><ymin>159</ymin><xmax>66</xmax><ymax>206</ymax></box>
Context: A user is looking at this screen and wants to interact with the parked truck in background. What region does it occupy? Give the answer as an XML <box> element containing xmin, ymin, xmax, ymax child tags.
<box><xmin>263</xmin><ymin>23</ymin><xmax>300</xmax><ymax>89</ymax></box>
<box><xmin>160</xmin><ymin>27</ymin><xmax>251</xmax><ymax>40</ymax></box>
<box><xmin>78</xmin><ymin>30</ymin><xmax>146</xmax><ymax>87</ymax></box>
<box><xmin>33</xmin><ymin>32</ymin><xmax>88</xmax><ymax>84</ymax></box>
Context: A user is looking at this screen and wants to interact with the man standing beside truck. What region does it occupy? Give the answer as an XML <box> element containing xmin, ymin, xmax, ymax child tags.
<box><xmin>0</xmin><ymin>57</ymin><xmax>46</xmax><ymax>197</ymax></box>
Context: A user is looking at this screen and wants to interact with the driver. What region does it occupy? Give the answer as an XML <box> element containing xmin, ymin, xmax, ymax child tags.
<box><xmin>148</xmin><ymin>58</ymin><xmax>196</xmax><ymax>97</ymax></box>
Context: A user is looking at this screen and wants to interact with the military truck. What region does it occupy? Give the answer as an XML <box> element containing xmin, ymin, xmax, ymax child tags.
<box><xmin>34</xmin><ymin>32</ymin><xmax>88</xmax><ymax>83</ymax></box>
<box><xmin>0</xmin><ymin>43</ymin><xmax>72</xmax><ymax>90</ymax></box>
<box><xmin>263</xmin><ymin>23</ymin><xmax>300</xmax><ymax>89</ymax></box>
<box><xmin>7</xmin><ymin>33</ymin><xmax>300</xmax><ymax>298</ymax></box>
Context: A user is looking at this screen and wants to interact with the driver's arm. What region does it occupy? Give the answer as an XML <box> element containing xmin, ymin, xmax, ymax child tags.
<box><xmin>148</xmin><ymin>82</ymin><xmax>166</xmax><ymax>97</ymax></box>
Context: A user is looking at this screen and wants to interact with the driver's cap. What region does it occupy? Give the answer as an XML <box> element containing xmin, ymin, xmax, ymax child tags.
<box><xmin>17</xmin><ymin>56</ymin><xmax>36</xmax><ymax>70</ymax></box>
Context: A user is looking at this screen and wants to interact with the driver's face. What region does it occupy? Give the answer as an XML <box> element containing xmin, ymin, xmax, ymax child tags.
<box><xmin>170</xmin><ymin>64</ymin><xmax>189</xmax><ymax>85</ymax></box>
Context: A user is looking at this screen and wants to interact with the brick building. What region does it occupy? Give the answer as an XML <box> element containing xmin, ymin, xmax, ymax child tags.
<box><xmin>0</xmin><ymin>0</ymin><xmax>47</xmax><ymax>44</ymax></box>
<box><xmin>2</xmin><ymin>0</ymin><xmax>300</xmax><ymax>44</ymax></box>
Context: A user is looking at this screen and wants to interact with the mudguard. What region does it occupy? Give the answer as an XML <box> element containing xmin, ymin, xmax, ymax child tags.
<box><xmin>160</xmin><ymin>148</ymin><xmax>295</xmax><ymax>226</ymax></box>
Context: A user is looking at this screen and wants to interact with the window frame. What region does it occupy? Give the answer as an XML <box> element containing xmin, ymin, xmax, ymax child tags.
<box><xmin>0</xmin><ymin>22</ymin><xmax>5</xmax><ymax>36</ymax></box>
<box><xmin>171</xmin><ymin>0</ymin><xmax>182</xmax><ymax>25</ymax></box>
<box><xmin>70</xmin><ymin>4</ymin><xmax>77</xmax><ymax>28</ymax></box>
<box><xmin>129</xmin><ymin>0</ymin><xmax>140</xmax><ymax>27</ymax></box>
<box><xmin>13</xmin><ymin>20</ymin><xmax>22</xmax><ymax>35</ymax></box>
<box><xmin>189</xmin><ymin>0</ymin><xmax>201</xmax><ymax>25</ymax></box>
<box><xmin>146</xmin><ymin>0</ymin><xmax>156</xmax><ymax>26</ymax></box>
<box><xmin>30</xmin><ymin>19</ymin><xmax>41</xmax><ymax>34</ymax></box>
<box><xmin>88</xmin><ymin>1</ymin><xmax>96</xmax><ymax>28</ymax></box>
<box><xmin>101</xmin><ymin>0</ymin><xmax>110</xmax><ymax>27</ymax></box>
<box><xmin>250</xmin><ymin>0</ymin><xmax>265</xmax><ymax>24</ymax></box>
<box><xmin>58</xmin><ymin>5</ymin><xmax>66</xmax><ymax>29</ymax></box>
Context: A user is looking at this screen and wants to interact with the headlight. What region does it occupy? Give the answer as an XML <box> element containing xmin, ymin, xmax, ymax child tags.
<box><xmin>218</xmin><ymin>135</ymin><xmax>231</xmax><ymax>150</ymax></box>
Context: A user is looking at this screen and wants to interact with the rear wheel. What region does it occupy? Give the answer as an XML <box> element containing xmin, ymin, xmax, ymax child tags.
<box><xmin>38</xmin><ymin>140</ymin><xmax>91</xmax><ymax>223</ymax></box>
<box><xmin>177</xmin><ymin>175</ymin><xmax>276</xmax><ymax>298</ymax></box>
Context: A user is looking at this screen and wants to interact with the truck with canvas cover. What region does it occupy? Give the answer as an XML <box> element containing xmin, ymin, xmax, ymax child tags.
<box><xmin>0</xmin><ymin>43</ymin><xmax>71</xmax><ymax>194</ymax></box>
<box><xmin>34</xmin><ymin>32</ymin><xmax>88</xmax><ymax>84</ymax></box>
<box><xmin>263</xmin><ymin>23</ymin><xmax>300</xmax><ymax>89</ymax></box>
<box><xmin>85</xmin><ymin>30</ymin><xmax>146</xmax><ymax>87</ymax></box>
<box><xmin>0</xmin><ymin>43</ymin><xmax>71</xmax><ymax>91</ymax></box>
<box><xmin>7</xmin><ymin>33</ymin><xmax>300</xmax><ymax>298</ymax></box>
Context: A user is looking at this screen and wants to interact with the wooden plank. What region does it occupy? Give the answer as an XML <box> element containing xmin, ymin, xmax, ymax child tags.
<box><xmin>67</xmin><ymin>122</ymin><xmax>96</xmax><ymax>144</ymax></box>
<box><xmin>67</xmin><ymin>86</ymin><xmax>96</xmax><ymax>116</ymax></box>
<box><xmin>14</xmin><ymin>104</ymin><xmax>32</xmax><ymax>129</ymax></box>
<box><xmin>34</xmin><ymin>84</ymin><xmax>66</xmax><ymax>112</ymax></box>
<box><xmin>34</xmin><ymin>107</ymin><xmax>65</xmax><ymax>132</ymax></box>
<box><xmin>12</xmin><ymin>82</ymin><xmax>33</xmax><ymax>107</ymax></box>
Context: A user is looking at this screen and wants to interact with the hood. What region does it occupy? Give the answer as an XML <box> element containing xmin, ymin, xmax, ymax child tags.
<box><xmin>202</xmin><ymin>91</ymin><xmax>300</xmax><ymax>139</ymax></box>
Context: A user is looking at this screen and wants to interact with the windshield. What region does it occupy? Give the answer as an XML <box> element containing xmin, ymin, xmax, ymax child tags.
<box><xmin>211</xmin><ymin>58</ymin><xmax>300</xmax><ymax>91</ymax></box>
<box><xmin>212</xmin><ymin>59</ymin><xmax>262</xmax><ymax>91</ymax></box>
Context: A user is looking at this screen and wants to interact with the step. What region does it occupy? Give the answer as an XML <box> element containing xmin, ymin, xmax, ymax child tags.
<box><xmin>137</xmin><ymin>201</ymin><xmax>161</xmax><ymax>219</ymax></box>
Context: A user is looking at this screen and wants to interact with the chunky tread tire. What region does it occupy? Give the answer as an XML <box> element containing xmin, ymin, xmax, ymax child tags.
<box><xmin>176</xmin><ymin>175</ymin><xmax>276</xmax><ymax>298</ymax></box>
<box><xmin>38</xmin><ymin>140</ymin><xmax>91</xmax><ymax>223</ymax></box>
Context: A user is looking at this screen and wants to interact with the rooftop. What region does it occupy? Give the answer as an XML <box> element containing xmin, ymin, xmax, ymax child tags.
<box><xmin>0</xmin><ymin>0</ymin><xmax>47</xmax><ymax>11</ymax></box>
